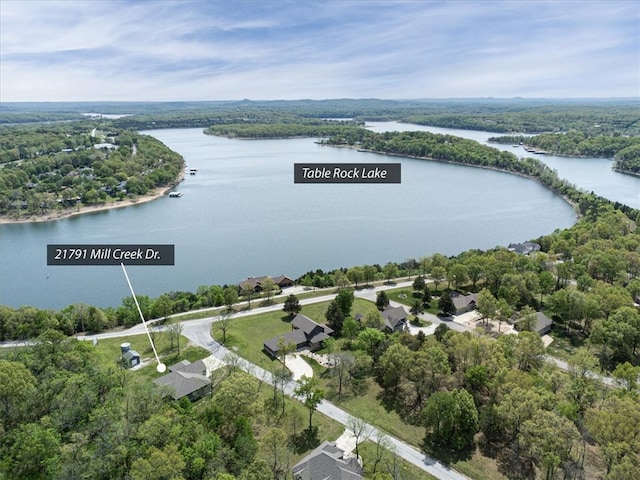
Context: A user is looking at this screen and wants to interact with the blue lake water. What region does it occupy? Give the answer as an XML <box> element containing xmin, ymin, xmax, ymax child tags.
<box><xmin>3</xmin><ymin>121</ymin><xmax>632</xmax><ymax>310</ymax></box>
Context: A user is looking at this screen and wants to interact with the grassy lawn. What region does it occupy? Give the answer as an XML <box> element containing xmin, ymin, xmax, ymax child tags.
<box><xmin>212</xmin><ymin>297</ymin><xmax>376</xmax><ymax>375</ymax></box>
<box><xmin>212</xmin><ymin>297</ymin><xmax>509</xmax><ymax>480</ymax></box>
<box><xmin>328</xmin><ymin>381</ymin><xmax>425</xmax><ymax>447</ymax></box>
<box><xmin>385</xmin><ymin>286</ymin><xmax>439</xmax><ymax>315</ymax></box>
<box><xmin>92</xmin><ymin>333</ymin><xmax>210</xmax><ymax>379</ymax></box>
<box><xmin>545</xmin><ymin>327</ymin><xmax>588</xmax><ymax>361</ymax></box>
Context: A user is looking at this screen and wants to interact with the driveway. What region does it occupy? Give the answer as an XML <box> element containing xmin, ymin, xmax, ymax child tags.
<box><xmin>285</xmin><ymin>353</ymin><xmax>313</xmax><ymax>380</ymax></box>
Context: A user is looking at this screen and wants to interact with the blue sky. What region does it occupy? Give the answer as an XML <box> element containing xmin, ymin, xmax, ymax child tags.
<box><xmin>1</xmin><ymin>0</ymin><xmax>638</xmax><ymax>101</ymax></box>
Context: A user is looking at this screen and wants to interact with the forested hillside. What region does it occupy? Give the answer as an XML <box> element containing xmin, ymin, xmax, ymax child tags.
<box><xmin>0</xmin><ymin>124</ymin><xmax>183</xmax><ymax>219</ymax></box>
<box><xmin>1</xmin><ymin>100</ymin><xmax>639</xmax><ymax>479</ymax></box>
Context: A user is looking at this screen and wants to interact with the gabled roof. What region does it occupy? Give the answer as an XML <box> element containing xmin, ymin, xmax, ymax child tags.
<box><xmin>381</xmin><ymin>306</ymin><xmax>407</xmax><ymax>330</ymax></box>
<box><xmin>263</xmin><ymin>329</ymin><xmax>308</xmax><ymax>354</ymax></box>
<box><xmin>123</xmin><ymin>350</ymin><xmax>140</xmax><ymax>361</ymax></box>
<box><xmin>153</xmin><ymin>360</ymin><xmax>210</xmax><ymax>400</ymax></box>
<box><xmin>169</xmin><ymin>359</ymin><xmax>206</xmax><ymax>375</ymax></box>
<box><xmin>451</xmin><ymin>292</ymin><xmax>477</xmax><ymax>311</ymax></box>
<box><xmin>238</xmin><ymin>274</ymin><xmax>294</xmax><ymax>289</ymax></box>
<box><xmin>292</xmin><ymin>441</ymin><xmax>363</xmax><ymax>480</ymax></box>
<box><xmin>508</xmin><ymin>242</ymin><xmax>541</xmax><ymax>255</ymax></box>
<box><xmin>264</xmin><ymin>314</ymin><xmax>333</xmax><ymax>355</ymax></box>
<box><xmin>533</xmin><ymin>312</ymin><xmax>552</xmax><ymax>334</ymax></box>
<box><xmin>292</xmin><ymin>314</ymin><xmax>334</xmax><ymax>336</ymax></box>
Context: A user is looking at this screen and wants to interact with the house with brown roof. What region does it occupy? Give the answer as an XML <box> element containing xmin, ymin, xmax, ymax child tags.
<box><xmin>263</xmin><ymin>314</ymin><xmax>334</xmax><ymax>358</ymax></box>
<box><xmin>152</xmin><ymin>359</ymin><xmax>211</xmax><ymax>401</ymax></box>
<box><xmin>292</xmin><ymin>441</ymin><xmax>363</xmax><ymax>480</ymax></box>
<box><xmin>238</xmin><ymin>274</ymin><xmax>294</xmax><ymax>293</ymax></box>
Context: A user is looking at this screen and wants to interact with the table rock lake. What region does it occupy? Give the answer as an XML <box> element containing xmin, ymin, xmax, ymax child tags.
<box><xmin>4</xmin><ymin>122</ymin><xmax>632</xmax><ymax>309</ymax></box>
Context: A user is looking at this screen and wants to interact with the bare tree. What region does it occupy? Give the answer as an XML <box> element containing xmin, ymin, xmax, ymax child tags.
<box><xmin>215</xmin><ymin>311</ymin><xmax>233</xmax><ymax>345</ymax></box>
<box><xmin>347</xmin><ymin>415</ymin><xmax>372</xmax><ymax>460</ymax></box>
<box><xmin>166</xmin><ymin>322</ymin><xmax>183</xmax><ymax>354</ymax></box>
<box><xmin>372</xmin><ymin>430</ymin><xmax>391</xmax><ymax>474</ymax></box>
<box><xmin>332</xmin><ymin>351</ymin><xmax>355</xmax><ymax>397</ymax></box>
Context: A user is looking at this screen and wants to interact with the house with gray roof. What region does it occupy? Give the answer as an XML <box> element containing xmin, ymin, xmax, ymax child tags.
<box><xmin>508</xmin><ymin>242</ymin><xmax>541</xmax><ymax>255</ymax></box>
<box><xmin>263</xmin><ymin>314</ymin><xmax>334</xmax><ymax>358</ymax></box>
<box><xmin>381</xmin><ymin>306</ymin><xmax>408</xmax><ymax>333</ymax></box>
<box><xmin>450</xmin><ymin>292</ymin><xmax>478</xmax><ymax>315</ymax></box>
<box><xmin>292</xmin><ymin>441</ymin><xmax>363</xmax><ymax>480</ymax></box>
<box><xmin>515</xmin><ymin>311</ymin><xmax>553</xmax><ymax>335</ymax></box>
<box><xmin>152</xmin><ymin>359</ymin><xmax>211</xmax><ymax>401</ymax></box>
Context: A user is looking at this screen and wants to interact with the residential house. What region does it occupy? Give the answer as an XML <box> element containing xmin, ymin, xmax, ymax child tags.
<box><xmin>508</xmin><ymin>242</ymin><xmax>541</xmax><ymax>255</ymax></box>
<box><xmin>381</xmin><ymin>305</ymin><xmax>408</xmax><ymax>333</ymax></box>
<box><xmin>292</xmin><ymin>441</ymin><xmax>363</xmax><ymax>480</ymax></box>
<box><xmin>515</xmin><ymin>311</ymin><xmax>553</xmax><ymax>335</ymax></box>
<box><xmin>238</xmin><ymin>274</ymin><xmax>294</xmax><ymax>293</ymax></box>
<box><xmin>451</xmin><ymin>292</ymin><xmax>478</xmax><ymax>315</ymax></box>
<box><xmin>152</xmin><ymin>359</ymin><xmax>212</xmax><ymax>401</ymax></box>
<box><xmin>263</xmin><ymin>314</ymin><xmax>334</xmax><ymax>358</ymax></box>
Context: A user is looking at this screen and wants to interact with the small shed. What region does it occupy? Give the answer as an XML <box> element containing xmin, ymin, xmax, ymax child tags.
<box><xmin>121</xmin><ymin>342</ymin><xmax>141</xmax><ymax>368</ymax></box>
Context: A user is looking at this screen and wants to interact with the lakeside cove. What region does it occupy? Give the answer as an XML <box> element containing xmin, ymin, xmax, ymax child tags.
<box><xmin>0</xmin><ymin>125</ymin><xmax>578</xmax><ymax>309</ymax></box>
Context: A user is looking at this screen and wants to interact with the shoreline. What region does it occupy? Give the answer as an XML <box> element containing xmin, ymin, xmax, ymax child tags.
<box><xmin>0</xmin><ymin>171</ymin><xmax>184</xmax><ymax>225</ymax></box>
<box><xmin>327</xmin><ymin>144</ymin><xmax>582</xmax><ymax>218</ymax></box>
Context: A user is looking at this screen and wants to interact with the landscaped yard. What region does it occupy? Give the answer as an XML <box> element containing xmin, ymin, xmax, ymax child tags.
<box><xmin>385</xmin><ymin>286</ymin><xmax>439</xmax><ymax>315</ymax></box>
<box><xmin>214</xmin><ymin>298</ymin><xmax>510</xmax><ymax>480</ymax></box>
<box><xmin>211</xmin><ymin>297</ymin><xmax>376</xmax><ymax>374</ymax></box>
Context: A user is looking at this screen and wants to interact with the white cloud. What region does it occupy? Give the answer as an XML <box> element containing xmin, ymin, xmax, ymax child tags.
<box><xmin>1</xmin><ymin>0</ymin><xmax>637</xmax><ymax>101</ymax></box>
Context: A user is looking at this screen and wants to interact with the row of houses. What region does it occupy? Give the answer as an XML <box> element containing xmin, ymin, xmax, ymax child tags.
<box><xmin>263</xmin><ymin>306</ymin><xmax>409</xmax><ymax>358</ymax></box>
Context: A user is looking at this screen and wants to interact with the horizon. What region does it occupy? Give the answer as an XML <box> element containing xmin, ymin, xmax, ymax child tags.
<box><xmin>1</xmin><ymin>0</ymin><xmax>638</xmax><ymax>102</ymax></box>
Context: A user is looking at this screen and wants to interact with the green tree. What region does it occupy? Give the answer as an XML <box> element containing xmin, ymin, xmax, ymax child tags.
<box><xmin>422</xmin><ymin>388</ymin><xmax>478</xmax><ymax>451</ymax></box>
<box><xmin>260</xmin><ymin>277</ymin><xmax>276</xmax><ymax>302</ymax></box>
<box><xmin>211</xmin><ymin>372</ymin><xmax>261</xmax><ymax>429</ymax></box>
<box><xmin>438</xmin><ymin>293</ymin><xmax>456</xmax><ymax>316</ymax></box>
<box><xmin>239</xmin><ymin>459</ymin><xmax>272</xmax><ymax>480</ymax></box>
<box><xmin>223</xmin><ymin>286</ymin><xmax>239</xmax><ymax>311</ymax></box>
<box><xmin>376</xmin><ymin>291</ymin><xmax>390</xmax><ymax>311</ymax></box>
<box><xmin>430</xmin><ymin>266</ymin><xmax>446</xmax><ymax>292</ymax></box>
<box><xmin>362</xmin><ymin>308</ymin><xmax>384</xmax><ymax>330</ymax></box>
<box><xmin>294</xmin><ymin>375</ymin><xmax>325</xmax><ymax>430</ymax></box>
<box><xmin>0</xmin><ymin>359</ymin><xmax>36</xmax><ymax>430</ymax></box>
<box><xmin>382</xmin><ymin>262</ymin><xmax>399</xmax><ymax>283</ymax></box>
<box><xmin>325</xmin><ymin>300</ymin><xmax>345</xmax><ymax>333</ymax></box>
<box><xmin>240</xmin><ymin>282</ymin><xmax>254</xmax><ymax>309</ymax></box>
<box><xmin>3</xmin><ymin>422</ymin><xmax>61</xmax><ymax>480</ymax></box>
<box><xmin>335</xmin><ymin>288</ymin><xmax>355</xmax><ymax>317</ymax></box>
<box><xmin>130</xmin><ymin>444</ymin><xmax>185</xmax><ymax>480</ymax></box>
<box><xmin>346</xmin><ymin>266</ymin><xmax>364</xmax><ymax>287</ymax></box>
<box><xmin>379</xmin><ymin>342</ymin><xmax>410</xmax><ymax>396</ymax></box>
<box><xmin>519</xmin><ymin>410</ymin><xmax>580</xmax><ymax>480</ymax></box>
<box><xmin>282</xmin><ymin>294</ymin><xmax>301</xmax><ymax>316</ymax></box>
<box><xmin>585</xmin><ymin>395</ymin><xmax>640</xmax><ymax>475</ymax></box>
<box><xmin>476</xmin><ymin>288</ymin><xmax>497</xmax><ymax>324</ymax></box>
<box><xmin>412</xmin><ymin>275</ymin><xmax>426</xmax><ymax>292</ymax></box>
<box><xmin>612</xmin><ymin>361</ymin><xmax>640</xmax><ymax>392</ymax></box>
<box><xmin>515</xmin><ymin>331</ymin><xmax>545</xmax><ymax>371</ymax></box>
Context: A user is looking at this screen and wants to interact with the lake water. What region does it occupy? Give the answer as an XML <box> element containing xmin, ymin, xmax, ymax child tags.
<box><xmin>3</xmin><ymin>121</ymin><xmax>629</xmax><ymax>310</ymax></box>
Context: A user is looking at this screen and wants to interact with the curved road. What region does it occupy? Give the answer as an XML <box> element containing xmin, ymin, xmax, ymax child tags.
<box><xmin>2</xmin><ymin>282</ymin><xmax>617</xmax><ymax>479</ymax></box>
<box><xmin>73</xmin><ymin>283</ymin><xmax>471</xmax><ymax>480</ymax></box>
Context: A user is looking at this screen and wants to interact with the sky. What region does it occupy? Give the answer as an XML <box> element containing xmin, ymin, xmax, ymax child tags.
<box><xmin>1</xmin><ymin>0</ymin><xmax>638</xmax><ymax>102</ymax></box>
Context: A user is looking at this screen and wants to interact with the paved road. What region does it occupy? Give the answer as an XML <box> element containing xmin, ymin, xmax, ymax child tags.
<box><xmin>1</xmin><ymin>282</ymin><xmax>618</xmax><ymax>479</ymax></box>
<box><xmin>63</xmin><ymin>284</ymin><xmax>470</xmax><ymax>480</ymax></box>
<box><xmin>176</xmin><ymin>310</ymin><xmax>470</xmax><ymax>480</ymax></box>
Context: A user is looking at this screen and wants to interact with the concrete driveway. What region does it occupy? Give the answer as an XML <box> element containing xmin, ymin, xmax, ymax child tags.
<box><xmin>285</xmin><ymin>353</ymin><xmax>313</xmax><ymax>380</ymax></box>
